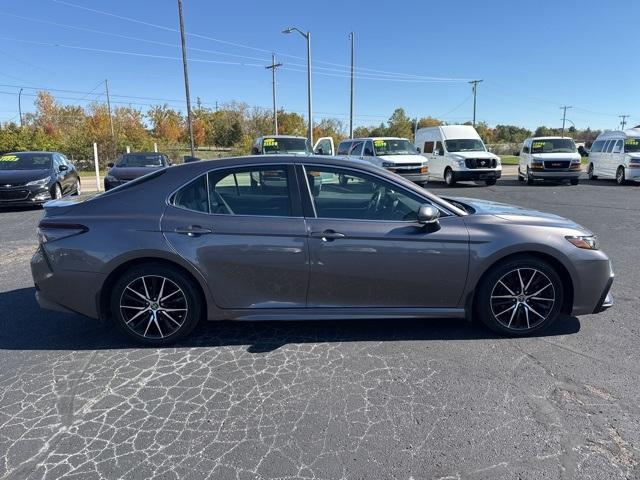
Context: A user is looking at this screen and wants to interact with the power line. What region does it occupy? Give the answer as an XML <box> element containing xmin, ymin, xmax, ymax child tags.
<box><xmin>619</xmin><ymin>115</ymin><xmax>630</xmax><ymax>130</ymax></box>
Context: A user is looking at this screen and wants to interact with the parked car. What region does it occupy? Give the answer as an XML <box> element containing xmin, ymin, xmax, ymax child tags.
<box><xmin>251</xmin><ymin>135</ymin><xmax>335</xmax><ymax>156</ymax></box>
<box><xmin>587</xmin><ymin>129</ymin><xmax>640</xmax><ymax>184</ymax></box>
<box><xmin>415</xmin><ymin>125</ymin><xmax>501</xmax><ymax>186</ymax></box>
<box><xmin>517</xmin><ymin>137</ymin><xmax>582</xmax><ymax>185</ymax></box>
<box><xmin>104</xmin><ymin>152</ymin><xmax>170</xmax><ymax>191</ymax></box>
<box><xmin>336</xmin><ymin>137</ymin><xmax>429</xmax><ymax>186</ymax></box>
<box><xmin>0</xmin><ymin>151</ymin><xmax>80</xmax><ymax>207</ymax></box>
<box><xmin>32</xmin><ymin>155</ymin><xmax>613</xmax><ymax>346</ymax></box>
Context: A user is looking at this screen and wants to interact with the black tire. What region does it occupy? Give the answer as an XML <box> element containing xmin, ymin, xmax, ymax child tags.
<box><xmin>588</xmin><ymin>163</ymin><xmax>598</xmax><ymax>180</ymax></box>
<box><xmin>73</xmin><ymin>178</ymin><xmax>81</xmax><ymax>195</ymax></box>
<box><xmin>570</xmin><ymin>178</ymin><xmax>579</xmax><ymax>186</ymax></box>
<box><xmin>616</xmin><ymin>166</ymin><xmax>626</xmax><ymax>185</ymax></box>
<box><xmin>475</xmin><ymin>256</ymin><xmax>564</xmax><ymax>336</ymax></box>
<box><xmin>485</xmin><ymin>179</ymin><xmax>497</xmax><ymax>186</ymax></box>
<box><xmin>110</xmin><ymin>263</ymin><xmax>202</xmax><ymax>346</ymax></box>
<box><xmin>517</xmin><ymin>168</ymin><xmax>524</xmax><ymax>182</ymax></box>
<box><xmin>526</xmin><ymin>167</ymin><xmax>534</xmax><ymax>185</ymax></box>
<box><xmin>417</xmin><ymin>180</ymin><xmax>429</xmax><ymax>188</ymax></box>
<box><xmin>51</xmin><ymin>183</ymin><xmax>62</xmax><ymax>199</ymax></box>
<box><xmin>444</xmin><ymin>168</ymin><xmax>456</xmax><ymax>186</ymax></box>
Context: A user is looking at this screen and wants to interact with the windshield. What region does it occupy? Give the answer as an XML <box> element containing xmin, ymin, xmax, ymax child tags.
<box><xmin>444</xmin><ymin>139</ymin><xmax>486</xmax><ymax>152</ymax></box>
<box><xmin>373</xmin><ymin>139</ymin><xmax>418</xmax><ymax>156</ymax></box>
<box><xmin>624</xmin><ymin>138</ymin><xmax>640</xmax><ymax>153</ymax></box>
<box><xmin>263</xmin><ymin>137</ymin><xmax>310</xmax><ymax>154</ymax></box>
<box><xmin>0</xmin><ymin>152</ymin><xmax>52</xmax><ymax>170</ymax></box>
<box><xmin>531</xmin><ymin>139</ymin><xmax>576</xmax><ymax>154</ymax></box>
<box><xmin>116</xmin><ymin>153</ymin><xmax>166</xmax><ymax>167</ymax></box>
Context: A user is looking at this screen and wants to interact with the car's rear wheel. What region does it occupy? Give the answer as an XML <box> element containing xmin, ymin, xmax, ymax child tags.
<box><xmin>110</xmin><ymin>264</ymin><xmax>202</xmax><ymax>346</ymax></box>
<box><xmin>616</xmin><ymin>166</ymin><xmax>626</xmax><ymax>185</ymax></box>
<box><xmin>475</xmin><ymin>256</ymin><xmax>563</xmax><ymax>336</ymax></box>
<box><xmin>444</xmin><ymin>168</ymin><xmax>456</xmax><ymax>186</ymax></box>
<box><xmin>588</xmin><ymin>163</ymin><xmax>597</xmax><ymax>180</ymax></box>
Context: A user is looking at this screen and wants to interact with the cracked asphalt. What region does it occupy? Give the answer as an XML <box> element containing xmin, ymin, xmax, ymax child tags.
<box><xmin>1</xmin><ymin>175</ymin><xmax>639</xmax><ymax>480</ymax></box>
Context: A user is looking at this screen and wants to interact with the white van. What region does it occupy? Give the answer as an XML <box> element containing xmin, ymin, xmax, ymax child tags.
<box><xmin>518</xmin><ymin>137</ymin><xmax>582</xmax><ymax>185</ymax></box>
<box><xmin>336</xmin><ymin>137</ymin><xmax>429</xmax><ymax>185</ymax></box>
<box><xmin>415</xmin><ymin>125</ymin><xmax>501</xmax><ymax>186</ymax></box>
<box><xmin>587</xmin><ymin>129</ymin><xmax>640</xmax><ymax>184</ymax></box>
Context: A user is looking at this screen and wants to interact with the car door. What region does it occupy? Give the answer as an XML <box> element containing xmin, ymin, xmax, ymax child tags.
<box><xmin>313</xmin><ymin>137</ymin><xmax>334</xmax><ymax>156</ymax></box>
<box><xmin>432</xmin><ymin>141</ymin><xmax>445</xmax><ymax>178</ymax></box>
<box><xmin>59</xmin><ymin>154</ymin><xmax>77</xmax><ymax>191</ymax></box>
<box><xmin>52</xmin><ymin>155</ymin><xmax>67</xmax><ymax>194</ymax></box>
<box><xmin>162</xmin><ymin>163</ymin><xmax>310</xmax><ymax>309</ymax></box>
<box><xmin>299</xmin><ymin>164</ymin><xmax>469</xmax><ymax>308</ymax></box>
<box><xmin>602</xmin><ymin>140</ymin><xmax>615</xmax><ymax>177</ymax></box>
<box><xmin>520</xmin><ymin>141</ymin><xmax>529</xmax><ymax>174</ymax></box>
<box><xmin>611</xmin><ymin>139</ymin><xmax>624</xmax><ymax>174</ymax></box>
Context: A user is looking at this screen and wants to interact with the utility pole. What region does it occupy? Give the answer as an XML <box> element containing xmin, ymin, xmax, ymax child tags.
<box><xmin>104</xmin><ymin>79</ymin><xmax>115</xmax><ymax>142</ymax></box>
<box><xmin>349</xmin><ymin>32</ymin><xmax>354</xmax><ymax>139</ymax></box>
<box><xmin>177</xmin><ymin>0</ymin><xmax>195</xmax><ymax>157</ymax></box>
<box><xmin>560</xmin><ymin>105</ymin><xmax>572</xmax><ymax>136</ymax></box>
<box><xmin>18</xmin><ymin>88</ymin><xmax>23</xmax><ymax>127</ymax></box>
<box><xmin>619</xmin><ymin>115</ymin><xmax>630</xmax><ymax>130</ymax></box>
<box><xmin>282</xmin><ymin>27</ymin><xmax>313</xmax><ymax>144</ymax></box>
<box><xmin>265</xmin><ymin>53</ymin><xmax>282</xmax><ymax>135</ymax></box>
<box><xmin>469</xmin><ymin>79</ymin><xmax>483</xmax><ymax>127</ymax></box>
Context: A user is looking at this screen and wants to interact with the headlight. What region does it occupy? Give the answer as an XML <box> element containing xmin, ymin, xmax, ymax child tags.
<box><xmin>566</xmin><ymin>235</ymin><xmax>598</xmax><ymax>250</ymax></box>
<box><xmin>452</xmin><ymin>156</ymin><xmax>465</xmax><ymax>167</ymax></box>
<box><xmin>495</xmin><ymin>157</ymin><xmax>502</xmax><ymax>166</ymax></box>
<box><xmin>105</xmin><ymin>175</ymin><xmax>119</xmax><ymax>182</ymax></box>
<box><xmin>26</xmin><ymin>176</ymin><xmax>51</xmax><ymax>186</ymax></box>
<box><xmin>382</xmin><ymin>162</ymin><xmax>395</xmax><ymax>168</ymax></box>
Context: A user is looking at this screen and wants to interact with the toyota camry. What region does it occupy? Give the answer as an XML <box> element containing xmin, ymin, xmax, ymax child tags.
<box><xmin>31</xmin><ymin>155</ymin><xmax>614</xmax><ymax>345</ymax></box>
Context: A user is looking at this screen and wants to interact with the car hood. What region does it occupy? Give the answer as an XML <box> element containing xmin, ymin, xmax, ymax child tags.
<box><xmin>108</xmin><ymin>166</ymin><xmax>163</xmax><ymax>180</ymax></box>
<box><xmin>377</xmin><ymin>154</ymin><xmax>425</xmax><ymax>164</ymax></box>
<box><xmin>532</xmin><ymin>153</ymin><xmax>581</xmax><ymax>161</ymax></box>
<box><xmin>447</xmin><ymin>151</ymin><xmax>498</xmax><ymax>159</ymax></box>
<box><xmin>446</xmin><ymin>196</ymin><xmax>590</xmax><ymax>232</ymax></box>
<box><xmin>0</xmin><ymin>170</ymin><xmax>51</xmax><ymax>184</ymax></box>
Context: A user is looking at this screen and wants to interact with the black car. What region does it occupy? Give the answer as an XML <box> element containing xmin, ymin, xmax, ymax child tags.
<box><xmin>0</xmin><ymin>151</ymin><xmax>80</xmax><ymax>207</ymax></box>
<box><xmin>104</xmin><ymin>152</ymin><xmax>170</xmax><ymax>190</ymax></box>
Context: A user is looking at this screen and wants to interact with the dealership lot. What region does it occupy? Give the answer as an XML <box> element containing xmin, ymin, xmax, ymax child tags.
<box><xmin>1</xmin><ymin>174</ymin><xmax>639</xmax><ymax>479</ymax></box>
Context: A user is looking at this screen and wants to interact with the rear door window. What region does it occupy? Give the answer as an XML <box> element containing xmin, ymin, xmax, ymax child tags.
<box><xmin>349</xmin><ymin>141</ymin><xmax>364</xmax><ymax>156</ymax></box>
<box><xmin>337</xmin><ymin>141</ymin><xmax>351</xmax><ymax>155</ymax></box>
<box><xmin>604</xmin><ymin>140</ymin><xmax>615</xmax><ymax>153</ymax></box>
<box><xmin>612</xmin><ymin>140</ymin><xmax>623</xmax><ymax>154</ymax></box>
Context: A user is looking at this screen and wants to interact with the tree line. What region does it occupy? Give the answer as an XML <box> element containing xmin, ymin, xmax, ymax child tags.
<box><xmin>0</xmin><ymin>91</ymin><xmax>603</xmax><ymax>168</ymax></box>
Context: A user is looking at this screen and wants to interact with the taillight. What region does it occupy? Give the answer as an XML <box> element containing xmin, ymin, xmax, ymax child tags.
<box><xmin>37</xmin><ymin>222</ymin><xmax>88</xmax><ymax>243</ymax></box>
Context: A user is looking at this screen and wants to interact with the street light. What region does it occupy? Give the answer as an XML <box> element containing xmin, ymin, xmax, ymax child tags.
<box><xmin>282</xmin><ymin>26</ymin><xmax>313</xmax><ymax>145</ymax></box>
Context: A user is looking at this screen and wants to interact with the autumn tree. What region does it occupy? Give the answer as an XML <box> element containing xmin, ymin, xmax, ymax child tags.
<box><xmin>148</xmin><ymin>105</ymin><xmax>183</xmax><ymax>143</ymax></box>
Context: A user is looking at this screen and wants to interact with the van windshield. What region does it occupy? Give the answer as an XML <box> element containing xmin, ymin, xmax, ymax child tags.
<box><xmin>531</xmin><ymin>139</ymin><xmax>576</xmax><ymax>154</ymax></box>
<box><xmin>445</xmin><ymin>139</ymin><xmax>486</xmax><ymax>152</ymax></box>
<box><xmin>263</xmin><ymin>137</ymin><xmax>310</xmax><ymax>154</ymax></box>
<box><xmin>624</xmin><ymin>138</ymin><xmax>640</xmax><ymax>153</ymax></box>
<box><xmin>373</xmin><ymin>139</ymin><xmax>418</xmax><ymax>156</ymax></box>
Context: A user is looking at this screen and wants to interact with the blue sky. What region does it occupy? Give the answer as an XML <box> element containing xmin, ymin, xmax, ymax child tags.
<box><xmin>0</xmin><ymin>0</ymin><xmax>638</xmax><ymax>131</ymax></box>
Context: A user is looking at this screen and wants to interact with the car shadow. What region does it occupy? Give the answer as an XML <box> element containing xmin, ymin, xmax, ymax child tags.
<box><xmin>0</xmin><ymin>287</ymin><xmax>581</xmax><ymax>352</ymax></box>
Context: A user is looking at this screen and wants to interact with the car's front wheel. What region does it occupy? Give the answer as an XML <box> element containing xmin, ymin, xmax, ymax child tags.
<box><xmin>616</xmin><ymin>166</ymin><xmax>626</xmax><ymax>185</ymax></box>
<box><xmin>110</xmin><ymin>264</ymin><xmax>202</xmax><ymax>346</ymax></box>
<box><xmin>74</xmin><ymin>178</ymin><xmax>81</xmax><ymax>195</ymax></box>
<box><xmin>588</xmin><ymin>163</ymin><xmax>598</xmax><ymax>180</ymax></box>
<box><xmin>475</xmin><ymin>256</ymin><xmax>563</xmax><ymax>336</ymax></box>
<box><xmin>51</xmin><ymin>183</ymin><xmax>62</xmax><ymax>199</ymax></box>
<box><xmin>444</xmin><ymin>168</ymin><xmax>456</xmax><ymax>186</ymax></box>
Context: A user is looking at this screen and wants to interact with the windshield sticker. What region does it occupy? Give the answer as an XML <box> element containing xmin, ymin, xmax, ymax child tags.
<box><xmin>531</xmin><ymin>142</ymin><xmax>545</xmax><ymax>149</ymax></box>
<box><xmin>0</xmin><ymin>155</ymin><xmax>18</xmax><ymax>162</ymax></box>
<box><xmin>263</xmin><ymin>138</ymin><xmax>278</xmax><ymax>147</ymax></box>
<box><xmin>624</xmin><ymin>138</ymin><xmax>639</xmax><ymax>146</ymax></box>
<box><xmin>373</xmin><ymin>140</ymin><xmax>386</xmax><ymax>147</ymax></box>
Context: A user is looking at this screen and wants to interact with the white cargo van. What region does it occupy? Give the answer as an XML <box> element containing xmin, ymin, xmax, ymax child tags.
<box><xmin>518</xmin><ymin>137</ymin><xmax>582</xmax><ymax>185</ymax></box>
<box><xmin>415</xmin><ymin>125</ymin><xmax>501</xmax><ymax>186</ymax></box>
<box><xmin>587</xmin><ymin>129</ymin><xmax>640</xmax><ymax>184</ymax></box>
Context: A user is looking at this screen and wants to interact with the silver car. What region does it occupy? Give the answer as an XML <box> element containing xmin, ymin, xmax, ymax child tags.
<box><xmin>31</xmin><ymin>156</ymin><xmax>613</xmax><ymax>346</ymax></box>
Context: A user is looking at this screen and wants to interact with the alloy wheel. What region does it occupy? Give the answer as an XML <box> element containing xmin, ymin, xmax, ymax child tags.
<box><xmin>616</xmin><ymin>167</ymin><xmax>625</xmax><ymax>185</ymax></box>
<box><xmin>76</xmin><ymin>179</ymin><xmax>81</xmax><ymax>195</ymax></box>
<box><xmin>119</xmin><ymin>275</ymin><xmax>188</xmax><ymax>339</ymax></box>
<box><xmin>53</xmin><ymin>184</ymin><xmax>62</xmax><ymax>199</ymax></box>
<box><xmin>490</xmin><ymin>267</ymin><xmax>555</xmax><ymax>331</ymax></box>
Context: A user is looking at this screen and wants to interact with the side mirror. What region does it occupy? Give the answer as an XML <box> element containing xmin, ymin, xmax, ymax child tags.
<box><xmin>417</xmin><ymin>204</ymin><xmax>440</xmax><ymax>225</ymax></box>
<box><xmin>58</xmin><ymin>164</ymin><xmax>68</xmax><ymax>171</ymax></box>
<box><xmin>416</xmin><ymin>147</ymin><xmax>421</xmax><ymax>153</ymax></box>
<box><xmin>251</xmin><ymin>147</ymin><xmax>260</xmax><ymax>155</ymax></box>
<box><xmin>107</xmin><ymin>162</ymin><xmax>114</xmax><ymax>168</ymax></box>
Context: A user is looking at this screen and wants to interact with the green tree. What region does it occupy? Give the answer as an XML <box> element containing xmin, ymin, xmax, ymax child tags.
<box><xmin>386</xmin><ymin>108</ymin><xmax>413</xmax><ymax>138</ymax></box>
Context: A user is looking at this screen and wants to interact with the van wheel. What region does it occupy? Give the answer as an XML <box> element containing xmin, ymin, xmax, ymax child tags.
<box><xmin>110</xmin><ymin>264</ymin><xmax>202</xmax><ymax>346</ymax></box>
<box><xmin>526</xmin><ymin>167</ymin><xmax>534</xmax><ymax>185</ymax></box>
<box><xmin>444</xmin><ymin>168</ymin><xmax>456</xmax><ymax>186</ymax></box>
<box><xmin>616</xmin><ymin>166</ymin><xmax>626</xmax><ymax>185</ymax></box>
<box><xmin>570</xmin><ymin>178</ymin><xmax>579</xmax><ymax>186</ymax></box>
<box><xmin>517</xmin><ymin>168</ymin><xmax>524</xmax><ymax>182</ymax></box>
<box><xmin>588</xmin><ymin>163</ymin><xmax>597</xmax><ymax>180</ymax></box>
<box><xmin>475</xmin><ymin>256</ymin><xmax>563</xmax><ymax>336</ymax></box>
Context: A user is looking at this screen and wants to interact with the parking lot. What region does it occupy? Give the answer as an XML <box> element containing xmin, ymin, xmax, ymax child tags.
<box><xmin>1</xmin><ymin>172</ymin><xmax>639</xmax><ymax>479</ymax></box>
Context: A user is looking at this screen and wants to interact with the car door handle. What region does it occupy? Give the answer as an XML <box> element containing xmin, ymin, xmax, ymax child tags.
<box><xmin>310</xmin><ymin>230</ymin><xmax>346</xmax><ymax>241</ymax></box>
<box><xmin>174</xmin><ymin>225</ymin><xmax>212</xmax><ymax>236</ymax></box>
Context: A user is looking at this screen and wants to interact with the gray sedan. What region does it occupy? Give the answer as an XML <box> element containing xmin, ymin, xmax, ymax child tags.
<box><xmin>31</xmin><ymin>156</ymin><xmax>613</xmax><ymax>346</ymax></box>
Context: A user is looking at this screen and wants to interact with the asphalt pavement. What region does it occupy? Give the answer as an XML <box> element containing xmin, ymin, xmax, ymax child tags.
<box><xmin>0</xmin><ymin>173</ymin><xmax>638</xmax><ymax>480</ymax></box>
